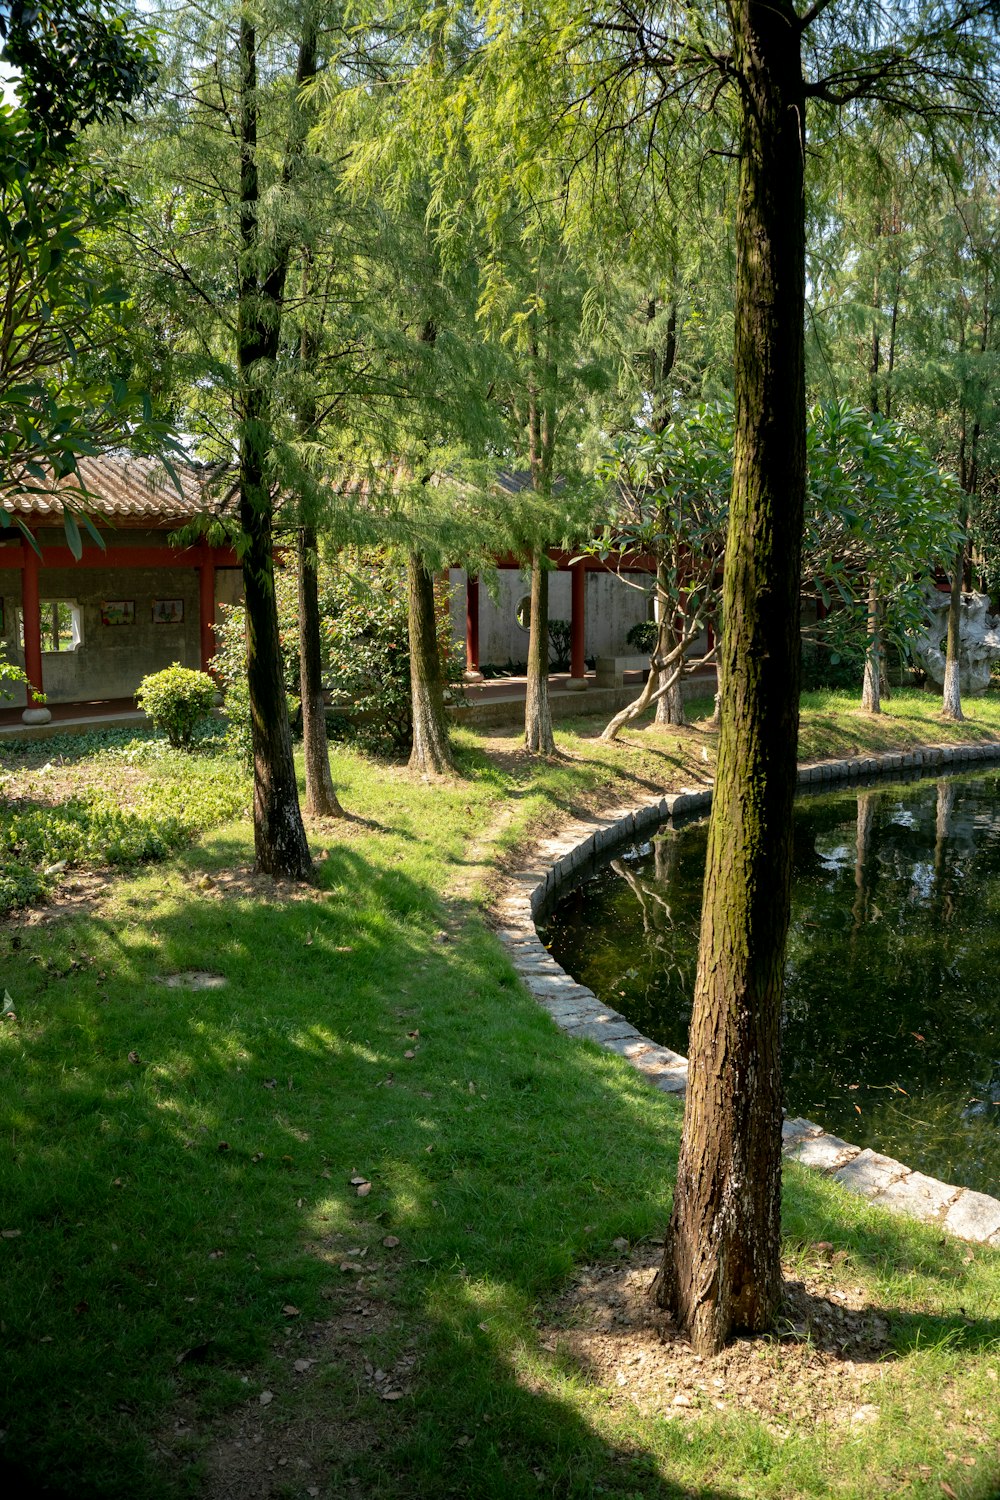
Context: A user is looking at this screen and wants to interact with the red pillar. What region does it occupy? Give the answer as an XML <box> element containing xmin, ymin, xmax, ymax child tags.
<box><xmin>199</xmin><ymin>545</ymin><xmax>216</xmax><ymax>673</ymax></box>
<box><xmin>21</xmin><ymin>540</ymin><xmax>45</xmax><ymax>710</ymax></box>
<box><xmin>465</xmin><ymin>573</ymin><xmax>480</xmax><ymax>675</ymax></box>
<box><xmin>570</xmin><ymin>561</ymin><xmax>586</xmax><ymax>682</ymax></box>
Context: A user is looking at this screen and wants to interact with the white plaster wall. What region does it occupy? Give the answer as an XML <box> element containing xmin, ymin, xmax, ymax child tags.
<box><xmin>449</xmin><ymin>568</ymin><xmax>653</xmax><ymax>669</ymax></box>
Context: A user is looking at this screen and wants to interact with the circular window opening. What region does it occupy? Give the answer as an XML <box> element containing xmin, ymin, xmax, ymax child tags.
<box><xmin>515</xmin><ymin>594</ymin><xmax>531</xmax><ymax>631</ymax></box>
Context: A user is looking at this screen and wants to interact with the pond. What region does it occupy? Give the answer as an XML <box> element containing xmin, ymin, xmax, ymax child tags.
<box><xmin>541</xmin><ymin>771</ymin><xmax>1000</xmax><ymax>1197</ymax></box>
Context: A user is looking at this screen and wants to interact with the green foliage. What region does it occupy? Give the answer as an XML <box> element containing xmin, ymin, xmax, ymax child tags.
<box><xmin>211</xmin><ymin>604</ymin><xmax>254</xmax><ymax>770</ymax></box>
<box><xmin>324</xmin><ymin>556</ymin><xmax>465</xmax><ymax>754</ymax></box>
<box><xmin>135</xmin><ymin>664</ymin><xmax>218</xmax><ymax>750</ymax></box>
<box><xmin>0</xmin><ymin>1</ymin><xmax>157</xmax><ymax>149</ymax></box>
<box><xmin>0</xmin><ymin>732</ymin><xmax>246</xmax><ymax>914</ymax></box>
<box><xmin>548</xmin><ymin>618</ymin><xmax>572</xmax><ymax>670</ymax></box>
<box><xmin>626</xmin><ymin>619</ymin><xmax>658</xmax><ymax>653</ymax></box>
<box><xmin>0</xmin><ymin>648</ymin><xmax>31</xmax><ymax>702</ymax></box>
<box><xmin>599</xmin><ymin>398</ymin><xmax>962</xmax><ymax>667</ymax></box>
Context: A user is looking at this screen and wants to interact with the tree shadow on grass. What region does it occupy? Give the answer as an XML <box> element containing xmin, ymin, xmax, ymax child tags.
<box><xmin>1</xmin><ymin>843</ymin><xmax>998</xmax><ymax>1497</ymax></box>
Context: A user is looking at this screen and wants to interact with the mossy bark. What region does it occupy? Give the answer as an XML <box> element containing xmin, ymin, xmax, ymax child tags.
<box><xmin>298</xmin><ymin>526</ymin><xmax>343</xmax><ymax>817</ymax></box>
<box><xmin>657</xmin><ymin>0</ymin><xmax>805</xmax><ymax>1356</ymax></box>
<box><xmin>407</xmin><ymin>551</ymin><xmax>455</xmax><ymax>775</ymax></box>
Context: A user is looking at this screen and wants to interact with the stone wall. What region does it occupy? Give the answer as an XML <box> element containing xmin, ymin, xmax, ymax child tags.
<box><xmin>0</xmin><ymin>556</ymin><xmax>245</xmax><ymax>706</ymax></box>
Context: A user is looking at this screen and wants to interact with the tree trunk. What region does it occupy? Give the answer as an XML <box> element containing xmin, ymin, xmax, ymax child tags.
<box><xmin>239</xmin><ymin>494</ymin><xmax>312</xmax><ymax>877</ymax></box>
<box><xmin>657</xmin><ymin>0</ymin><xmax>805</xmax><ymax>1356</ymax></box>
<box><xmin>524</xmin><ymin>550</ymin><xmax>556</xmax><ymax>754</ymax></box>
<box><xmin>654</xmin><ymin>568</ymin><xmax>686</xmax><ymax>726</ymax></box>
<box><xmin>941</xmin><ymin>535</ymin><xmax>965</xmax><ymax>722</ymax></box>
<box><xmin>407</xmin><ymin>551</ymin><xmax>455</xmax><ymax>775</ymax></box>
<box><xmin>298</xmin><ymin>526</ymin><xmax>344</xmax><ymax>817</ymax></box>
<box><xmin>861</xmin><ymin>575</ymin><xmax>882</xmax><ymax>714</ymax></box>
<box><xmin>236</xmin><ymin>14</ymin><xmax>311</xmax><ymax>879</ymax></box>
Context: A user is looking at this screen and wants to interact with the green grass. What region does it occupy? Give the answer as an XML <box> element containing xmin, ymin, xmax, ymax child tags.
<box><xmin>0</xmin><ymin>703</ymin><xmax>999</xmax><ymax>1499</ymax></box>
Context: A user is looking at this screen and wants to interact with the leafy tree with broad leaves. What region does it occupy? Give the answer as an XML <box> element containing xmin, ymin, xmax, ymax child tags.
<box><xmin>0</xmin><ymin>2</ymin><xmax>171</xmax><ymax>556</ymax></box>
<box><xmin>593</xmin><ymin>398</ymin><xmax>959</xmax><ymax>739</ymax></box>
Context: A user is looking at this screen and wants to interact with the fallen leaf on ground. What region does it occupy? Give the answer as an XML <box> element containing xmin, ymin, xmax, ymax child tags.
<box><xmin>382</xmin><ymin>1235</ymin><xmax>400</xmax><ymax>1249</ymax></box>
<box><xmin>259</xmin><ymin>1391</ymin><xmax>273</xmax><ymax>1406</ymax></box>
<box><xmin>282</xmin><ymin>1304</ymin><xmax>300</xmax><ymax>1317</ymax></box>
<box><xmin>127</xmin><ymin>1051</ymin><xmax>141</xmax><ymax>1065</ymax></box>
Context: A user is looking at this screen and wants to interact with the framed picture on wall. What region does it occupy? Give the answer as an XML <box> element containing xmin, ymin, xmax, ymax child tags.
<box><xmin>101</xmin><ymin>600</ymin><xmax>135</xmax><ymax>626</ymax></box>
<box><xmin>152</xmin><ymin>598</ymin><xmax>184</xmax><ymax>625</ymax></box>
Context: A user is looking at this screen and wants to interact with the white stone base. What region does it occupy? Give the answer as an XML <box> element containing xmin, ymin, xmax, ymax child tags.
<box><xmin>21</xmin><ymin>706</ymin><xmax>52</xmax><ymax>725</ymax></box>
<box><xmin>564</xmin><ymin>678</ymin><xmax>588</xmax><ymax>692</ymax></box>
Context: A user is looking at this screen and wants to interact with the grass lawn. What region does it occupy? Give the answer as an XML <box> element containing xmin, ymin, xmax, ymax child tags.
<box><xmin>0</xmin><ymin>690</ymin><xmax>999</xmax><ymax>1499</ymax></box>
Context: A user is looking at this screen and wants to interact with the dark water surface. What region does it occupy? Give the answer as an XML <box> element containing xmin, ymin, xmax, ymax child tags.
<box><xmin>541</xmin><ymin>772</ymin><xmax>1000</xmax><ymax>1196</ymax></box>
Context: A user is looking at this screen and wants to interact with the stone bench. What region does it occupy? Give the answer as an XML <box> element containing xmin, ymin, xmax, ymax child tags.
<box><xmin>594</xmin><ymin>654</ymin><xmax>650</xmax><ymax>688</ymax></box>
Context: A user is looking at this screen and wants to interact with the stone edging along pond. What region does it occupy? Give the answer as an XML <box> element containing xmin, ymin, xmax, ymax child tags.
<box><xmin>493</xmin><ymin>739</ymin><xmax>1000</xmax><ymax>1248</ymax></box>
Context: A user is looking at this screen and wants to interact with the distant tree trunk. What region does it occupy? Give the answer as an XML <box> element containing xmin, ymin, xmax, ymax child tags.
<box><xmin>407</xmin><ymin>551</ymin><xmax>455</xmax><ymax>775</ymax></box>
<box><xmin>524</xmin><ymin>550</ymin><xmax>556</xmax><ymax>754</ymax></box>
<box><xmin>236</xmin><ymin>14</ymin><xmax>310</xmax><ymax>879</ymax></box>
<box><xmin>861</xmin><ymin>575</ymin><xmax>882</xmax><ymax>713</ymax></box>
<box><xmin>654</xmin><ymin>565</ymin><xmax>686</xmax><ymax>727</ymax></box>
<box><xmin>941</xmin><ymin>542</ymin><xmax>965</xmax><ymax>720</ymax></box>
<box><xmin>298</xmin><ymin>526</ymin><xmax>343</xmax><ymax>817</ymax></box>
<box><xmin>657</xmin><ymin>0</ymin><xmax>805</xmax><ymax>1356</ymax></box>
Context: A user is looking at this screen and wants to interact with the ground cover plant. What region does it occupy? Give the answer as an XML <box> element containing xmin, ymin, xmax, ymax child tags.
<box><xmin>0</xmin><ymin>700</ymin><xmax>999</xmax><ymax>1498</ymax></box>
<box><xmin>0</xmin><ymin>728</ymin><xmax>247</xmax><ymax>915</ymax></box>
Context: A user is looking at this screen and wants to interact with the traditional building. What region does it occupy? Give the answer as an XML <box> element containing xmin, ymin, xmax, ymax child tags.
<box><xmin>0</xmin><ymin>455</ymin><xmax>240</xmax><ymax>723</ymax></box>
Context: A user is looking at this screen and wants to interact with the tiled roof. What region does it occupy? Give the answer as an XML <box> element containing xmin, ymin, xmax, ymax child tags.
<box><xmin>2</xmin><ymin>454</ymin><xmax>235</xmax><ymax>523</ymax></box>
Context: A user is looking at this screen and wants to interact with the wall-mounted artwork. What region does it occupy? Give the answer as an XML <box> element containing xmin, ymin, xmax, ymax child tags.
<box><xmin>101</xmin><ymin>600</ymin><xmax>135</xmax><ymax>626</ymax></box>
<box><xmin>152</xmin><ymin>598</ymin><xmax>184</xmax><ymax>625</ymax></box>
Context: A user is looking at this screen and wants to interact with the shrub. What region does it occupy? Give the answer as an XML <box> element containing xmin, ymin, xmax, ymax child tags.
<box><xmin>548</xmin><ymin>618</ymin><xmax>572</xmax><ymax>671</ymax></box>
<box><xmin>626</xmin><ymin>619</ymin><xmax>658</xmax><ymax>654</ymax></box>
<box><xmin>324</xmin><ymin>556</ymin><xmax>465</xmax><ymax>754</ymax></box>
<box><xmin>135</xmin><ymin>664</ymin><xmax>218</xmax><ymax>750</ymax></box>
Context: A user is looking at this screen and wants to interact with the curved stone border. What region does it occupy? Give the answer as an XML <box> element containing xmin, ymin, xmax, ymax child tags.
<box><xmin>494</xmin><ymin>741</ymin><xmax>1000</xmax><ymax>1248</ymax></box>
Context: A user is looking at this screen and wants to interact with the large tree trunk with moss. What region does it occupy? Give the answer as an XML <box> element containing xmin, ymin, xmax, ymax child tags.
<box><xmin>861</xmin><ymin>575</ymin><xmax>882</xmax><ymax>714</ymax></box>
<box><xmin>656</xmin><ymin>0</ymin><xmax>805</xmax><ymax>1356</ymax></box>
<box><xmin>237</xmin><ymin>15</ymin><xmax>311</xmax><ymax>879</ymax></box>
<box><xmin>298</xmin><ymin>525</ymin><xmax>344</xmax><ymax>817</ymax></box>
<box><xmin>407</xmin><ymin>551</ymin><xmax>455</xmax><ymax>775</ymax></box>
<box><xmin>524</xmin><ymin>551</ymin><xmax>556</xmax><ymax>754</ymax></box>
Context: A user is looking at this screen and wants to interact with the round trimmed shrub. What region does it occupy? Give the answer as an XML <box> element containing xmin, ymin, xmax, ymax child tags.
<box><xmin>136</xmin><ymin>664</ymin><xmax>218</xmax><ymax>750</ymax></box>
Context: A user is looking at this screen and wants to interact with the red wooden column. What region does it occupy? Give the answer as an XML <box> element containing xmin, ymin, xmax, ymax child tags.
<box><xmin>198</xmin><ymin>543</ymin><xmax>216</xmax><ymax>673</ymax></box>
<box><xmin>569</xmin><ymin>560</ymin><xmax>586</xmax><ymax>687</ymax></box>
<box><xmin>20</xmin><ymin>539</ymin><xmax>49</xmax><ymax>720</ymax></box>
<box><xmin>465</xmin><ymin>572</ymin><xmax>481</xmax><ymax>678</ymax></box>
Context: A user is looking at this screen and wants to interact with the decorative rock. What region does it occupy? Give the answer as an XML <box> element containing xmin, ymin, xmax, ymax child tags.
<box><xmin>943</xmin><ymin>1189</ymin><xmax>1000</xmax><ymax>1243</ymax></box>
<box><xmin>781</xmin><ymin>1116</ymin><xmax>824</xmax><ymax>1148</ymax></box>
<box><xmin>783</xmin><ymin>1133</ymin><xmax>860</xmax><ymax>1173</ymax></box>
<box><xmin>871</xmin><ymin>1170</ymin><xmax>960</xmax><ymax>1222</ymax></box>
<box><xmin>832</xmin><ymin>1148</ymin><xmax>910</xmax><ymax>1198</ymax></box>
